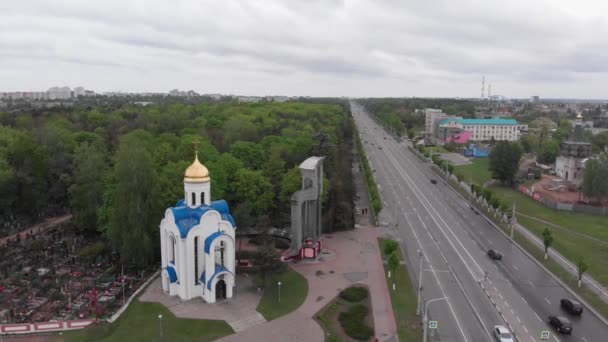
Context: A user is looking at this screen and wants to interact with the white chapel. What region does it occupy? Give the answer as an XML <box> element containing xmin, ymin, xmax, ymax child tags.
<box><xmin>159</xmin><ymin>148</ymin><xmax>236</xmax><ymax>303</ymax></box>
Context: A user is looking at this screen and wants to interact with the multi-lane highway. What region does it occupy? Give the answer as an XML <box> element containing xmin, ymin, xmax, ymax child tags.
<box><xmin>351</xmin><ymin>101</ymin><xmax>608</xmax><ymax>342</ymax></box>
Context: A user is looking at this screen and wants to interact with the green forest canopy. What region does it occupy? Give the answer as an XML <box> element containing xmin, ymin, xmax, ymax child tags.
<box><xmin>0</xmin><ymin>101</ymin><xmax>355</xmax><ymax>266</ymax></box>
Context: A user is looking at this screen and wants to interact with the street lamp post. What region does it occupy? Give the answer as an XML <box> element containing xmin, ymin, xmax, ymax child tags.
<box><xmin>158</xmin><ymin>314</ymin><xmax>163</xmax><ymax>340</ymax></box>
<box><xmin>423</xmin><ymin>297</ymin><xmax>447</xmax><ymax>342</ymax></box>
<box><xmin>277</xmin><ymin>281</ymin><xmax>282</xmax><ymax>303</ymax></box>
<box><xmin>416</xmin><ymin>249</ymin><xmax>423</xmax><ymax>316</ymax></box>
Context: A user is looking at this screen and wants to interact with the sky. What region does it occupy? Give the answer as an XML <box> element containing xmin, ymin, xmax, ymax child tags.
<box><xmin>1</xmin><ymin>0</ymin><xmax>608</xmax><ymax>98</ymax></box>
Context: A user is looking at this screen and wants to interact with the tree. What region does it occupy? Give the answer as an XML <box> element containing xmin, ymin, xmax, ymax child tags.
<box><xmin>387</xmin><ymin>251</ymin><xmax>400</xmax><ymax>288</ymax></box>
<box><xmin>230</xmin><ymin>141</ymin><xmax>264</xmax><ymax>169</ymax></box>
<box><xmin>382</xmin><ymin>240</ymin><xmax>399</xmax><ymax>257</ymax></box>
<box><xmin>232</xmin><ymin>169</ymin><xmax>274</xmax><ymax>216</ymax></box>
<box><xmin>542</xmin><ymin>228</ymin><xmax>553</xmax><ymax>260</ymax></box>
<box><xmin>537</xmin><ymin>140</ymin><xmax>560</xmax><ymax>164</ymax></box>
<box><xmin>252</xmin><ymin>242</ymin><xmax>286</xmax><ymax>288</ymax></box>
<box><xmin>69</xmin><ymin>142</ymin><xmax>108</xmax><ymax>233</ymax></box>
<box><xmin>577</xmin><ymin>258</ymin><xmax>588</xmax><ymax>288</ymax></box>
<box><xmin>582</xmin><ymin>153</ymin><xmax>608</xmax><ymax>202</ymax></box>
<box><xmin>103</xmin><ymin>133</ymin><xmax>162</xmax><ymax>266</ymax></box>
<box><xmin>489</xmin><ymin>141</ymin><xmax>523</xmax><ymax>185</ymax></box>
<box><xmin>591</xmin><ymin>131</ymin><xmax>608</xmax><ymax>153</ymax></box>
<box><xmin>520</xmin><ymin>134</ymin><xmax>539</xmax><ymax>154</ymax></box>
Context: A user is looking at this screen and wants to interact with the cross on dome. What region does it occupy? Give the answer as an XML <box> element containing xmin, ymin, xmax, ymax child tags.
<box><xmin>184</xmin><ymin>138</ymin><xmax>210</xmax><ymax>183</ymax></box>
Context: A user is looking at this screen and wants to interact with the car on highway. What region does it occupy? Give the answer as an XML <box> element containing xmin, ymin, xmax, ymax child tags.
<box><xmin>492</xmin><ymin>325</ymin><xmax>514</xmax><ymax>342</ymax></box>
<box><xmin>549</xmin><ymin>315</ymin><xmax>573</xmax><ymax>334</ymax></box>
<box><xmin>487</xmin><ymin>249</ymin><xmax>503</xmax><ymax>260</ymax></box>
<box><xmin>560</xmin><ymin>298</ymin><xmax>583</xmax><ymax>315</ymax></box>
<box><xmin>430</xmin><ymin>179</ymin><xmax>437</xmax><ymax>184</ymax></box>
<box><xmin>379</xmin><ymin>147</ymin><xmax>383</xmax><ymax>149</ymax></box>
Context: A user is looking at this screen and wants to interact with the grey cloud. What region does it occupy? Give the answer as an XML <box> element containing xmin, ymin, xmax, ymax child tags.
<box><xmin>1</xmin><ymin>0</ymin><xmax>608</xmax><ymax>97</ymax></box>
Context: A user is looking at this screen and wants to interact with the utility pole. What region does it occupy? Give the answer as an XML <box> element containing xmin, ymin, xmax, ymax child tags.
<box><xmin>416</xmin><ymin>250</ymin><xmax>423</xmax><ymax>316</ymax></box>
<box><xmin>423</xmin><ymin>297</ymin><xmax>447</xmax><ymax>342</ymax></box>
<box><xmin>510</xmin><ymin>200</ymin><xmax>516</xmax><ymax>240</ymax></box>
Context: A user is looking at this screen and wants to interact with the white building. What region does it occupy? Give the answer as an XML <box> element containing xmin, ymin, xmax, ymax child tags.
<box><xmin>424</xmin><ymin>108</ymin><xmax>446</xmax><ymax>135</ymax></box>
<box><xmin>73</xmin><ymin>87</ymin><xmax>86</xmax><ymax>97</ymax></box>
<box><xmin>159</xmin><ymin>150</ymin><xmax>236</xmax><ymax>303</ymax></box>
<box><xmin>438</xmin><ymin>118</ymin><xmax>520</xmax><ymax>141</ymax></box>
<box><xmin>48</xmin><ymin>87</ymin><xmax>72</xmax><ymax>100</ymax></box>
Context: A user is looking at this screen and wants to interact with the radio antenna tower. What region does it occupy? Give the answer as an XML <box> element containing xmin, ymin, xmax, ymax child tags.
<box><xmin>481</xmin><ymin>75</ymin><xmax>485</xmax><ymax>100</ymax></box>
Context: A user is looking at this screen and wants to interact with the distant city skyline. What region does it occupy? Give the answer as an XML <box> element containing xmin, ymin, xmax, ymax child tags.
<box><xmin>2</xmin><ymin>1</ymin><xmax>608</xmax><ymax>99</ymax></box>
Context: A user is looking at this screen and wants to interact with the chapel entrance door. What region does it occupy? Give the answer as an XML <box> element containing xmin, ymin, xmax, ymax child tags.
<box><xmin>215</xmin><ymin>279</ymin><xmax>227</xmax><ymax>300</ymax></box>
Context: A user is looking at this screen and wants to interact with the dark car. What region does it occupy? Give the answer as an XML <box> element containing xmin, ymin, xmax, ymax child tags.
<box><xmin>560</xmin><ymin>299</ymin><xmax>583</xmax><ymax>315</ymax></box>
<box><xmin>549</xmin><ymin>315</ymin><xmax>572</xmax><ymax>334</ymax></box>
<box><xmin>487</xmin><ymin>249</ymin><xmax>503</xmax><ymax>260</ymax></box>
<box><xmin>430</xmin><ymin>179</ymin><xmax>437</xmax><ymax>184</ymax></box>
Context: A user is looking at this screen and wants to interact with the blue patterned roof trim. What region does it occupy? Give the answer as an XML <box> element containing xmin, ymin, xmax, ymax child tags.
<box><xmin>210</xmin><ymin>200</ymin><xmax>237</xmax><ymax>228</ymax></box>
<box><xmin>439</xmin><ymin>118</ymin><xmax>518</xmax><ymax>126</ymax></box>
<box><xmin>170</xmin><ymin>206</ymin><xmax>212</xmax><ymax>238</ymax></box>
<box><xmin>204</xmin><ymin>231</ymin><xmax>226</xmax><ymax>254</ymax></box>
<box><xmin>200</xmin><ymin>271</ymin><xmax>206</xmax><ymax>284</ymax></box>
<box><xmin>169</xmin><ymin>199</ymin><xmax>236</xmax><ymax>239</ymax></box>
<box><xmin>165</xmin><ymin>265</ymin><xmax>178</xmax><ymax>283</ymax></box>
<box><xmin>206</xmin><ymin>263</ymin><xmax>233</xmax><ymax>290</ymax></box>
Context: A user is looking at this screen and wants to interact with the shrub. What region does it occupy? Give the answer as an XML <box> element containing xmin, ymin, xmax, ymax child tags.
<box><xmin>274</xmin><ymin>239</ymin><xmax>290</xmax><ymax>250</ymax></box>
<box><xmin>456</xmin><ymin>172</ymin><xmax>464</xmax><ymax>182</ymax></box>
<box><xmin>481</xmin><ymin>188</ymin><xmax>493</xmax><ymax>201</ymax></box>
<box><xmin>382</xmin><ymin>240</ymin><xmax>399</xmax><ymax>257</ymax></box>
<box><xmin>490</xmin><ymin>197</ymin><xmax>501</xmax><ymax>209</ymax></box>
<box><xmin>338</xmin><ymin>304</ymin><xmax>374</xmax><ymax>341</ymax></box>
<box><xmin>339</xmin><ymin>286</ymin><xmax>368</xmax><ymax>302</ymax></box>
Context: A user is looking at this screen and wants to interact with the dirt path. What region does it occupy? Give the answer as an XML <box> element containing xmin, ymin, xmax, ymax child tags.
<box><xmin>0</xmin><ymin>214</ymin><xmax>72</xmax><ymax>247</ymax></box>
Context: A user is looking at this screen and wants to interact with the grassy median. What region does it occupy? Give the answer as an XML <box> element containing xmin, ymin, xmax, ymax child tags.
<box><xmin>378</xmin><ymin>238</ymin><xmax>422</xmax><ymax>341</ymax></box>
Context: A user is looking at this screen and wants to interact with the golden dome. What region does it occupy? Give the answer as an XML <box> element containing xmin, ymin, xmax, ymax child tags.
<box><xmin>184</xmin><ymin>154</ymin><xmax>210</xmax><ymax>183</ymax></box>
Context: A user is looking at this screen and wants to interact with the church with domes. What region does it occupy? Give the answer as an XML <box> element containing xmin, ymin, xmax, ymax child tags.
<box><xmin>159</xmin><ymin>147</ymin><xmax>236</xmax><ymax>303</ymax></box>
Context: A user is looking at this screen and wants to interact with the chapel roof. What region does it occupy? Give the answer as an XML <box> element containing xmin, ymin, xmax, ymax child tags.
<box><xmin>170</xmin><ymin>199</ymin><xmax>236</xmax><ymax>238</ymax></box>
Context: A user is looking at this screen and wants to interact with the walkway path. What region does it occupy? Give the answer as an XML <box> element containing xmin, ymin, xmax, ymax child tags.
<box><xmin>0</xmin><ymin>214</ymin><xmax>71</xmax><ymax>247</ymax></box>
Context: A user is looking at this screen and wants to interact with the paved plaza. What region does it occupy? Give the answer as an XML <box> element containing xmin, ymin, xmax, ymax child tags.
<box><xmin>217</xmin><ymin>226</ymin><xmax>397</xmax><ymax>342</ymax></box>
<box><xmin>140</xmin><ymin>274</ymin><xmax>266</xmax><ymax>332</ymax></box>
<box><xmin>439</xmin><ymin>152</ymin><xmax>471</xmax><ymax>166</ymax></box>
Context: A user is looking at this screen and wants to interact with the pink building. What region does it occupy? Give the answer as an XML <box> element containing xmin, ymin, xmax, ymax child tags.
<box><xmin>445</xmin><ymin>130</ymin><xmax>472</xmax><ymax>144</ymax></box>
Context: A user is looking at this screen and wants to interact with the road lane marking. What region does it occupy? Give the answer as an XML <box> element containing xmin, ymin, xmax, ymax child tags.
<box><xmin>528</xmin><ymin>280</ymin><xmax>535</xmax><ymax>287</ymax></box>
<box><xmin>582</xmin><ymin>337</ymin><xmax>589</xmax><ymax>342</ymax></box>
<box><xmin>402</xmin><ymin>209</ymin><xmax>470</xmax><ymax>342</ymax></box>
<box><xmin>522</xmin><ymin>297</ymin><xmax>528</xmax><ymax>304</ymax></box>
<box><xmin>522</xmin><ymin>325</ymin><xmax>527</xmax><ymax>333</ymax></box>
<box><xmin>534</xmin><ymin>312</ymin><xmax>542</xmax><ymax>321</ymax></box>
<box><xmin>544</xmin><ymin>297</ymin><xmax>551</xmax><ymax>305</ymax></box>
<box><xmin>513</xmin><ymin>265</ymin><xmax>519</xmax><ymax>271</ymax></box>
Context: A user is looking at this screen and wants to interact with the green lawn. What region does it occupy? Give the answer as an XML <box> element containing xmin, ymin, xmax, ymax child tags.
<box><xmin>378</xmin><ymin>239</ymin><xmax>422</xmax><ymax>341</ymax></box>
<box><xmin>454</xmin><ymin>158</ymin><xmax>492</xmax><ymax>185</ymax></box>
<box><xmin>315</xmin><ymin>287</ymin><xmax>374</xmax><ymax>342</ymax></box>
<box><xmin>490</xmin><ymin>186</ymin><xmax>608</xmax><ymax>287</ymax></box>
<box><xmin>256</xmin><ymin>267</ymin><xmax>309</xmax><ymax>321</ymax></box>
<box><xmin>61</xmin><ymin>300</ymin><xmax>233</xmax><ymax>342</ymax></box>
<box><xmin>420</xmin><ymin>145</ymin><xmax>449</xmax><ymax>154</ymax></box>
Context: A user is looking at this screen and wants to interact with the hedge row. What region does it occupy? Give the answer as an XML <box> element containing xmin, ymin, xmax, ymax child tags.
<box><xmin>338</xmin><ymin>304</ymin><xmax>374</xmax><ymax>340</ymax></box>
<box><xmin>339</xmin><ymin>287</ymin><xmax>368</xmax><ymax>302</ymax></box>
<box><xmin>354</xmin><ymin>125</ymin><xmax>383</xmax><ymax>217</ymax></box>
